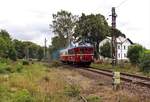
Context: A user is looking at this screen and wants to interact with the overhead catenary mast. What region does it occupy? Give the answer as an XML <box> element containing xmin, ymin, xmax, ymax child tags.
<box><xmin>111</xmin><ymin>7</ymin><xmax>117</xmax><ymax>66</ymax></box>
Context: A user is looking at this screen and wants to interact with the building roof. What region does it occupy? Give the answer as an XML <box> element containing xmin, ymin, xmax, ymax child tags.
<box><xmin>100</xmin><ymin>36</ymin><xmax>133</xmax><ymax>45</ymax></box>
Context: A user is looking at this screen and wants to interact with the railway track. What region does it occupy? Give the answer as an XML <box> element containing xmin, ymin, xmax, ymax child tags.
<box><xmin>81</xmin><ymin>67</ymin><xmax>150</xmax><ymax>88</ymax></box>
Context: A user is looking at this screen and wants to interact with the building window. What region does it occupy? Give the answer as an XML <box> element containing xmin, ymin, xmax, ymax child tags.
<box><xmin>124</xmin><ymin>53</ymin><xmax>126</xmax><ymax>57</ymax></box>
<box><xmin>124</xmin><ymin>45</ymin><xmax>126</xmax><ymax>50</ymax></box>
<box><xmin>118</xmin><ymin>45</ymin><xmax>120</xmax><ymax>49</ymax></box>
<box><xmin>118</xmin><ymin>53</ymin><xmax>120</xmax><ymax>58</ymax></box>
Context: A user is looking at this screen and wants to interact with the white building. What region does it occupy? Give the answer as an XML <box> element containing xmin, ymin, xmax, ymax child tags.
<box><xmin>99</xmin><ymin>36</ymin><xmax>133</xmax><ymax>60</ymax></box>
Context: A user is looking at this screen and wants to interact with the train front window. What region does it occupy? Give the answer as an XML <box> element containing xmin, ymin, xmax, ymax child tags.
<box><xmin>84</xmin><ymin>48</ymin><xmax>92</xmax><ymax>54</ymax></box>
<box><xmin>80</xmin><ymin>48</ymin><xmax>84</xmax><ymax>54</ymax></box>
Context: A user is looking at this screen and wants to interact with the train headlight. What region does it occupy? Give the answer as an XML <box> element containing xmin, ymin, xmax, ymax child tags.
<box><xmin>80</xmin><ymin>56</ymin><xmax>83</xmax><ymax>60</ymax></box>
<box><xmin>92</xmin><ymin>56</ymin><xmax>94</xmax><ymax>59</ymax></box>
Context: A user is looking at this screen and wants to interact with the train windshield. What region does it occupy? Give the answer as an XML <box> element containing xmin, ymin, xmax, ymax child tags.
<box><xmin>79</xmin><ymin>47</ymin><xmax>93</xmax><ymax>54</ymax></box>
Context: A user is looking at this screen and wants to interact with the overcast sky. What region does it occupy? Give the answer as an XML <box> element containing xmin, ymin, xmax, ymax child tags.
<box><xmin>0</xmin><ymin>0</ymin><xmax>150</xmax><ymax>48</ymax></box>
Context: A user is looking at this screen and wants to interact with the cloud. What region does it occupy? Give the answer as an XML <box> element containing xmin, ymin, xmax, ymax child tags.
<box><xmin>0</xmin><ymin>0</ymin><xmax>149</xmax><ymax>48</ymax></box>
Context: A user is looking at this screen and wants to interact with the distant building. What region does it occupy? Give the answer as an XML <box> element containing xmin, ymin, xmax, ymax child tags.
<box><xmin>99</xmin><ymin>36</ymin><xmax>133</xmax><ymax>60</ymax></box>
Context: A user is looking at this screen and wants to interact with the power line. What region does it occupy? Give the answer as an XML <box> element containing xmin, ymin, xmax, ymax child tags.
<box><xmin>116</xmin><ymin>0</ymin><xmax>128</xmax><ymax>8</ymax></box>
<box><xmin>106</xmin><ymin>0</ymin><xmax>128</xmax><ymax>20</ymax></box>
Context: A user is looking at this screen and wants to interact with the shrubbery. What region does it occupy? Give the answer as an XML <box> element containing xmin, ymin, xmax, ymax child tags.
<box><xmin>0</xmin><ymin>63</ymin><xmax>12</xmax><ymax>74</ymax></box>
<box><xmin>0</xmin><ymin>61</ymin><xmax>23</xmax><ymax>74</ymax></box>
<box><xmin>127</xmin><ymin>44</ymin><xmax>144</xmax><ymax>65</ymax></box>
<box><xmin>140</xmin><ymin>51</ymin><xmax>150</xmax><ymax>72</ymax></box>
<box><xmin>22</xmin><ymin>60</ymin><xmax>29</xmax><ymax>65</ymax></box>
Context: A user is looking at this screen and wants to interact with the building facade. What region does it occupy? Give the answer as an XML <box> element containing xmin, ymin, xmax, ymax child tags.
<box><xmin>99</xmin><ymin>36</ymin><xmax>133</xmax><ymax>60</ymax></box>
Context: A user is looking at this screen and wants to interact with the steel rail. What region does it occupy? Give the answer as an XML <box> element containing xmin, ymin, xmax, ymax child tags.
<box><xmin>82</xmin><ymin>68</ymin><xmax>150</xmax><ymax>88</ymax></box>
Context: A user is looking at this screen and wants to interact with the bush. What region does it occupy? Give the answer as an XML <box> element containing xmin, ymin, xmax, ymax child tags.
<box><xmin>0</xmin><ymin>58</ymin><xmax>11</xmax><ymax>64</ymax></box>
<box><xmin>86</xmin><ymin>95</ymin><xmax>101</xmax><ymax>102</ymax></box>
<box><xmin>100</xmin><ymin>41</ymin><xmax>111</xmax><ymax>58</ymax></box>
<box><xmin>64</xmin><ymin>84</ymin><xmax>80</xmax><ymax>97</ymax></box>
<box><xmin>22</xmin><ymin>60</ymin><xmax>29</xmax><ymax>65</ymax></box>
<box><xmin>0</xmin><ymin>63</ymin><xmax>23</xmax><ymax>74</ymax></box>
<box><xmin>140</xmin><ymin>51</ymin><xmax>150</xmax><ymax>72</ymax></box>
<box><xmin>0</xmin><ymin>63</ymin><xmax>12</xmax><ymax>74</ymax></box>
<box><xmin>16</xmin><ymin>63</ymin><xmax>23</xmax><ymax>72</ymax></box>
<box><xmin>127</xmin><ymin>44</ymin><xmax>144</xmax><ymax>65</ymax></box>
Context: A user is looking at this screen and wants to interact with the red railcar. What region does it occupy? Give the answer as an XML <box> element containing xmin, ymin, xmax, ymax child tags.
<box><xmin>60</xmin><ymin>45</ymin><xmax>94</xmax><ymax>66</ymax></box>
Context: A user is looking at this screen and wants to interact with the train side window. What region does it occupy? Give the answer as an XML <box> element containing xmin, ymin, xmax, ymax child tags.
<box><xmin>68</xmin><ymin>50</ymin><xmax>71</xmax><ymax>54</ymax></box>
<box><xmin>85</xmin><ymin>48</ymin><xmax>89</xmax><ymax>54</ymax></box>
<box><xmin>80</xmin><ymin>48</ymin><xmax>84</xmax><ymax>54</ymax></box>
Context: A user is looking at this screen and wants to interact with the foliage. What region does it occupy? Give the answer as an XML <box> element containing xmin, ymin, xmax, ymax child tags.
<box><xmin>37</xmin><ymin>47</ymin><xmax>44</xmax><ymax>61</ymax></box>
<box><xmin>51</xmin><ymin>36</ymin><xmax>67</xmax><ymax>50</ymax></box>
<box><xmin>13</xmin><ymin>39</ymin><xmax>26</xmax><ymax>59</ymax></box>
<box><xmin>16</xmin><ymin>63</ymin><xmax>24</xmax><ymax>72</ymax></box>
<box><xmin>86</xmin><ymin>95</ymin><xmax>101</xmax><ymax>102</ymax></box>
<box><xmin>0</xmin><ymin>29</ymin><xmax>44</xmax><ymax>61</ymax></box>
<box><xmin>23</xmin><ymin>41</ymin><xmax>40</xmax><ymax>59</ymax></box>
<box><xmin>0</xmin><ymin>29</ymin><xmax>11</xmax><ymax>40</ymax></box>
<box><xmin>0</xmin><ymin>62</ymin><xmax>23</xmax><ymax>74</ymax></box>
<box><xmin>0</xmin><ymin>30</ymin><xmax>15</xmax><ymax>59</ymax></box>
<box><xmin>13</xmin><ymin>89</ymin><xmax>35</xmax><ymax>102</ymax></box>
<box><xmin>100</xmin><ymin>41</ymin><xmax>111</xmax><ymax>58</ymax></box>
<box><xmin>22</xmin><ymin>60</ymin><xmax>29</xmax><ymax>65</ymax></box>
<box><xmin>0</xmin><ymin>28</ymin><xmax>45</xmax><ymax>62</ymax></box>
<box><xmin>50</xmin><ymin>10</ymin><xmax>77</xmax><ymax>48</ymax></box>
<box><xmin>139</xmin><ymin>51</ymin><xmax>150</xmax><ymax>72</ymax></box>
<box><xmin>0</xmin><ymin>63</ymin><xmax>12</xmax><ymax>74</ymax></box>
<box><xmin>8</xmin><ymin>45</ymin><xmax>17</xmax><ymax>61</ymax></box>
<box><xmin>0</xmin><ymin>37</ymin><xmax>8</xmax><ymax>57</ymax></box>
<box><xmin>127</xmin><ymin>44</ymin><xmax>144</xmax><ymax>65</ymax></box>
<box><xmin>111</xmin><ymin>28</ymin><xmax>126</xmax><ymax>38</ymax></box>
<box><xmin>74</xmin><ymin>13</ymin><xmax>110</xmax><ymax>59</ymax></box>
<box><xmin>64</xmin><ymin>84</ymin><xmax>80</xmax><ymax>97</ymax></box>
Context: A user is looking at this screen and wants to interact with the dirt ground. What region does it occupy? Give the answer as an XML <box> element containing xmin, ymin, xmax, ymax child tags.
<box><xmin>58</xmin><ymin>66</ymin><xmax>150</xmax><ymax>102</ymax></box>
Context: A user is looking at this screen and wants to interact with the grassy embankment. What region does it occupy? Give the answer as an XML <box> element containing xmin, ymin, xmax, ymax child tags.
<box><xmin>91</xmin><ymin>63</ymin><xmax>150</xmax><ymax>77</ymax></box>
<box><xmin>0</xmin><ymin>60</ymin><xmax>82</xmax><ymax>102</ymax></box>
<box><xmin>0</xmin><ymin>59</ymin><xmax>145</xmax><ymax>102</ymax></box>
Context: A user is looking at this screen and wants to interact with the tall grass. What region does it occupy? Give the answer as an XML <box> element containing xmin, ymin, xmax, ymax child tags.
<box><xmin>0</xmin><ymin>61</ymin><xmax>81</xmax><ymax>102</ymax></box>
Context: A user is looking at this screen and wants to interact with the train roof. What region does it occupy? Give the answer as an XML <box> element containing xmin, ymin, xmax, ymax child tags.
<box><xmin>68</xmin><ymin>45</ymin><xmax>93</xmax><ymax>50</ymax></box>
<box><xmin>60</xmin><ymin>44</ymin><xmax>93</xmax><ymax>53</ymax></box>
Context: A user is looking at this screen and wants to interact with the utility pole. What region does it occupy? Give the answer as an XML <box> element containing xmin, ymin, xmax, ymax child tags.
<box><xmin>111</xmin><ymin>7</ymin><xmax>117</xmax><ymax>66</ymax></box>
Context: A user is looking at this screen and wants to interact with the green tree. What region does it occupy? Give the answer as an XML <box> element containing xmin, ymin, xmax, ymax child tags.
<box><xmin>75</xmin><ymin>13</ymin><xmax>110</xmax><ymax>59</ymax></box>
<box><xmin>37</xmin><ymin>47</ymin><xmax>44</xmax><ymax>61</ymax></box>
<box><xmin>50</xmin><ymin>10</ymin><xmax>77</xmax><ymax>47</ymax></box>
<box><xmin>0</xmin><ymin>37</ymin><xmax>7</xmax><ymax>57</ymax></box>
<box><xmin>0</xmin><ymin>29</ymin><xmax>16</xmax><ymax>60</ymax></box>
<box><xmin>13</xmin><ymin>39</ymin><xmax>26</xmax><ymax>59</ymax></box>
<box><xmin>139</xmin><ymin>50</ymin><xmax>150</xmax><ymax>72</ymax></box>
<box><xmin>110</xmin><ymin>28</ymin><xmax>126</xmax><ymax>38</ymax></box>
<box><xmin>23</xmin><ymin>41</ymin><xmax>40</xmax><ymax>59</ymax></box>
<box><xmin>0</xmin><ymin>29</ymin><xmax>11</xmax><ymax>40</ymax></box>
<box><xmin>51</xmin><ymin>36</ymin><xmax>67</xmax><ymax>50</ymax></box>
<box><xmin>8</xmin><ymin>46</ymin><xmax>17</xmax><ymax>61</ymax></box>
<box><xmin>127</xmin><ymin>44</ymin><xmax>144</xmax><ymax>65</ymax></box>
<box><xmin>100</xmin><ymin>41</ymin><xmax>111</xmax><ymax>58</ymax></box>
<box><xmin>0</xmin><ymin>29</ymin><xmax>44</xmax><ymax>61</ymax></box>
